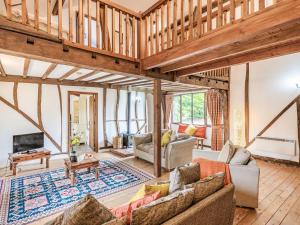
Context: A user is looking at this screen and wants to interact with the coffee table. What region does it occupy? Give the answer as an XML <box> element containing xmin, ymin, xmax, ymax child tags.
<box><xmin>64</xmin><ymin>157</ymin><xmax>100</xmax><ymax>185</ymax></box>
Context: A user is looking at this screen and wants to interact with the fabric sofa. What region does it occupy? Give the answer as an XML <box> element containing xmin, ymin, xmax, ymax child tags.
<box><xmin>133</xmin><ymin>132</ymin><xmax>196</xmax><ymax>171</ymax></box>
<box><xmin>193</xmin><ymin>149</ymin><xmax>260</xmax><ymax>208</ymax></box>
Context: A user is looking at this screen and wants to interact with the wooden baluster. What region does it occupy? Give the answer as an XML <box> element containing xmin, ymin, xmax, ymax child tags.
<box><xmin>47</xmin><ymin>0</ymin><xmax>51</xmax><ymax>33</ymax></box>
<box><xmin>144</xmin><ymin>17</ymin><xmax>148</xmax><ymax>57</ymax></box>
<box><xmin>78</xmin><ymin>0</ymin><xmax>83</xmax><ymax>44</ymax></box>
<box><xmin>207</xmin><ymin>0</ymin><xmax>212</xmax><ymax>31</ymax></box>
<box><xmin>223</xmin><ymin>10</ymin><xmax>227</xmax><ymax>24</ymax></box>
<box><xmin>250</xmin><ymin>0</ymin><xmax>255</xmax><ymax>14</ymax></box>
<box><xmin>22</xmin><ymin>0</ymin><xmax>27</xmax><ymax>24</ymax></box>
<box><xmin>96</xmin><ymin>1</ymin><xmax>100</xmax><ymax>48</ymax></box>
<box><xmin>259</xmin><ymin>0</ymin><xmax>265</xmax><ymax>10</ymax></box>
<box><xmin>242</xmin><ymin>0</ymin><xmax>249</xmax><ymax>17</ymax></box>
<box><xmin>104</xmin><ymin>5</ymin><xmax>108</xmax><ymax>50</ymax></box>
<box><xmin>58</xmin><ymin>0</ymin><xmax>62</xmax><ymax>38</ymax></box>
<box><xmin>7</xmin><ymin>0</ymin><xmax>12</xmax><ymax>19</ymax></box>
<box><xmin>150</xmin><ymin>13</ymin><xmax>154</xmax><ymax>55</ymax></box>
<box><xmin>180</xmin><ymin>0</ymin><xmax>185</xmax><ymax>43</ymax></box>
<box><xmin>112</xmin><ymin>8</ymin><xmax>116</xmax><ymax>53</ymax></box>
<box><xmin>34</xmin><ymin>0</ymin><xmax>39</xmax><ymax>30</ymax></box>
<box><xmin>188</xmin><ymin>0</ymin><xmax>193</xmax><ymax>39</ymax></box>
<box><xmin>217</xmin><ymin>0</ymin><xmax>223</xmax><ymax>28</ymax></box>
<box><xmin>161</xmin><ymin>6</ymin><xmax>165</xmax><ymax>50</ymax></box>
<box><xmin>155</xmin><ymin>9</ymin><xmax>159</xmax><ymax>53</ymax></box>
<box><xmin>88</xmin><ymin>0</ymin><xmax>91</xmax><ymax>46</ymax></box>
<box><xmin>119</xmin><ymin>11</ymin><xmax>123</xmax><ymax>54</ymax></box>
<box><xmin>167</xmin><ymin>0</ymin><xmax>171</xmax><ymax>48</ymax></box>
<box><xmin>132</xmin><ymin>17</ymin><xmax>136</xmax><ymax>58</ymax></box>
<box><xmin>173</xmin><ymin>0</ymin><xmax>178</xmax><ymax>46</ymax></box>
<box><xmin>69</xmin><ymin>0</ymin><xmax>73</xmax><ymax>41</ymax></box>
<box><xmin>137</xmin><ymin>19</ymin><xmax>142</xmax><ymax>59</ymax></box>
<box><xmin>126</xmin><ymin>14</ymin><xmax>130</xmax><ymax>56</ymax></box>
<box><xmin>230</xmin><ymin>0</ymin><xmax>235</xmax><ymax>22</ymax></box>
<box><xmin>197</xmin><ymin>0</ymin><xmax>202</xmax><ymax>37</ymax></box>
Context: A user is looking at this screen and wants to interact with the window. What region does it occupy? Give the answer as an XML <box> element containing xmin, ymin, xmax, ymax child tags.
<box><xmin>172</xmin><ymin>92</ymin><xmax>206</xmax><ymax>125</ymax></box>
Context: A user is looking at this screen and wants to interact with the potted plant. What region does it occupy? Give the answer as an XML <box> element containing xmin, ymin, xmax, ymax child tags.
<box><xmin>70</xmin><ymin>136</ymin><xmax>81</xmax><ymax>162</ymax></box>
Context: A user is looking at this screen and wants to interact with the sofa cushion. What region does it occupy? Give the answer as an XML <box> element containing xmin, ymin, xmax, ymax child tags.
<box><xmin>161</xmin><ymin>130</ymin><xmax>172</xmax><ymax>147</ymax></box>
<box><xmin>131</xmin><ymin>188</ymin><xmax>194</xmax><ymax>225</ymax></box>
<box><xmin>185</xmin><ymin>172</ymin><xmax>225</xmax><ymax>203</ymax></box>
<box><xmin>178</xmin><ymin>124</ymin><xmax>188</xmax><ymax>133</ymax></box>
<box><xmin>136</xmin><ymin>142</ymin><xmax>153</xmax><ymax>153</ymax></box>
<box><xmin>217</xmin><ymin>140</ymin><xmax>236</xmax><ymax>163</ymax></box>
<box><xmin>169</xmin><ymin>163</ymin><xmax>200</xmax><ymax>193</ymax></box>
<box><xmin>46</xmin><ymin>194</ymin><xmax>115</xmax><ymax>225</ymax></box>
<box><xmin>230</xmin><ymin>148</ymin><xmax>251</xmax><ymax>165</ymax></box>
<box><xmin>194</xmin><ymin>126</ymin><xmax>206</xmax><ymax>138</ymax></box>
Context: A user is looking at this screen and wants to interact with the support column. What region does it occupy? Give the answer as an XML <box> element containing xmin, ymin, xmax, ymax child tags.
<box><xmin>153</xmin><ymin>79</ymin><xmax>162</xmax><ymax>177</ymax></box>
<box><xmin>297</xmin><ymin>96</ymin><xmax>300</xmax><ymax>164</ymax></box>
<box><xmin>245</xmin><ymin>63</ymin><xmax>250</xmax><ymax>146</ymax></box>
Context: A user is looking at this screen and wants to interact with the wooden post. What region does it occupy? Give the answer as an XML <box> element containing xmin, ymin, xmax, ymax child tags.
<box><xmin>153</xmin><ymin>79</ymin><xmax>162</xmax><ymax>177</ymax></box>
<box><xmin>230</xmin><ymin>0</ymin><xmax>235</xmax><ymax>22</ymax></box>
<box><xmin>112</xmin><ymin>8</ymin><xmax>116</xmax><ymax>53</ymax></box>
<box><xmin>188</xmin><ymin>0</ymin><xmax>193</xmax><ymax>39</ymax></box>
<box><xmin>197</xmin><ymin>0</ymin><xmax>202</xmax><ymax>37</ymax></box>
<box><xmin>181</xmin><ymin>0</ymin><xmax>185</xmax><ymax>43</ymax></box>
<box><xmin>144</xmin><ymin>17</ymin><xmax>148</xmax><ymax>57</ymax></box>
<box><xmin>7</xmin><ymin>0</ymin><xmax>12</xmax><ymax>19</ymax></box>
<box><xmin>103</xmin><ymin>87</ymin><xmax>108</xmax><ymax>147</ymax></box>
<box><xmin>78</xmin><ymin>0</ymin><xmax>83</xmax><ymax>44</ymax></box>
<box><xmin>207</xmin><ymin>0</ymin><xmax>212</xmax><ymax>31</ymax></box>
<box><xmin>88</xmin><ymin>0</ymin><xmax>92</xmax><ymax>47</ymax></box>
<box><xmin>34</xmin><ymin>0</ymin><xmax>39</xmax><ymax>30</ymax></box>
<box><xmin>245</xmin><ymin>63</ymin><xmax>250</xmax><ymax>145</ymax></box>
<box><xmin>132</xmin><ymin>17</ymin><xmax>136</xmax><ymax>58</ymax></box>
<box><xmin>155</xmin><ymin>10</ymin><xmax>159</xmax><ymax>53</ymax></box>
<box><xmin>22</xmin><ymin>0</ymin><xmax>27</xmax><ymax>24</ymax></box>
<box><xmin>58</xmin><ymin>0</ymin><xmax>62</xmax><ymax>38</ymax></box>
<box><xmin>150</xmin><ymin>13</ymin><xmax>154</xmax><ymax>55</ymax></box>
<box><xmin>161</xmin><ymin>6</ymin><xmax>165</xmax><ymax>50</ymax></box>
<box><xmin>167</xmin><ymin>0</ymin><xmax>171</xmax><ymax>48</ymax></box>
<box><xmin>47</xmin><ymin>0</ymin><xmax>51</xmax><ymax>33</ymax></box>
<box><xmin>96</xmin><ymin>1</ymin><xmax>100</xmax><ymax>48</ymax></box>
<box><xmin>173</xmin><ymin>0</ymin><xmax>178</xmax><ymax>46</ymax></box>
<box><xmin>119</xmin><ymin>11</ymin><xmax>123</xmax><ymax>54</ymax></box>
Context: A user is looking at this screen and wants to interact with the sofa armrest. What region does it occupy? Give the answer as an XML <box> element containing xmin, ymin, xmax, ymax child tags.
<box><xmin>193</xmin><ymin>150</ymin><xmax>220</xmax><ymax>161</ymax></box>
<box><xmin>132</xmin><ymin>133</ymin><xmax>152</xmax><ymax>147</ymax></box>
<box><xmin>164</xmin><ymin>137</ymin><xmax>196</xmax><ymax>170</ymax></box>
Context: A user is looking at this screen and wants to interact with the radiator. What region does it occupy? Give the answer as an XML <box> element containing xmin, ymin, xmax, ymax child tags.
<box><xmin>253</xmin><ymin>136</ymin><xmax>297</xmax><ymax>157</ymax></box>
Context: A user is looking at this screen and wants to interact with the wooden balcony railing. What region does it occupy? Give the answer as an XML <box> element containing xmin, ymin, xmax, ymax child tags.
<box><xmin>141</xmin><ymin>0</ymin><xmax>278</xmax><ymax>58</ymax></box>
<box><xmin>1</xmin><ymin>0</ymin><xmax>141</xmax><ymax>62</ymax></box>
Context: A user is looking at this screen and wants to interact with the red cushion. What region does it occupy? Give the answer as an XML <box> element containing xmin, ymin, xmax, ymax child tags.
<box><xmin>194</xmin><ymin>126</ymin><xmax>206</xmax><ymax>138</ymax></box>
<box><xmin>178</xmin><ymin>124</ymin><xmax>188</xmax><ymax>133</ymax></box>
<box><xmin>111</xmin><ymin>191</ymin><xmax>161</xmax><ymax>224</ymax></box>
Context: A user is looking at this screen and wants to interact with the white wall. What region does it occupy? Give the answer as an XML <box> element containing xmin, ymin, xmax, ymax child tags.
<box><xmin>230</xmin><ymin>52</ymin><xmax>300</xmax><ymax>162</ymax></box>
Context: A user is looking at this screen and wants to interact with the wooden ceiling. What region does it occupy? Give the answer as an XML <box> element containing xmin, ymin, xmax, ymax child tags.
<box><xmin>0</xmin><ymin>53</ymin><xmax>202</xmax><ymax>93</ymax></box>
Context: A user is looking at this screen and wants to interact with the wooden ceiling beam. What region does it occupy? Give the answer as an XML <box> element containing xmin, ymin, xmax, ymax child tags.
<box><xmin>177</xmin><ymin>76</ymin><xmax>229</xmax><ymax>90</ymax></box>
<box><xmin>176</xmin><ymin>38</ymin><xmax>300</xmax><ymax>76</ymax></box>
<box><xmin>42</xmin><ymin>63</ymin><xmax>57</xmax><ymax>79</ymax></box>
<box><xmin>88</xmin><ymin>74</ymin><xmax>114</xmax><ymax>83</ymax></box>
<box><xmin>0</xmin><ymin>59</ymin><xmax>6</xmax><ymax>76</ymax></box>
<box><xmin>111</xmin><ymin>78</ymin><xmax>142</xmax><ymax>85</ymax></box>
<box><xmin>75</xmin><ymin>70</ymin><xmax>99</xmax><ymax>81</ymax></box>
<box><xmin>58</xmin><ymin>67</ymin><xmax>79</xmax><ymax>81</ymax></box>
<box><xmin>23</xmin><ymin>58</ymin><xmax>30</xmax><ymax>78</ymax></box>
<box><xmin>142</xmin><ymin>0</ymin><xmax>300</xmax><ymax>70</ymax></box>
<box><xmin>105</xmin><ymin>77</ymin><xmax>134</xmax><ymax>84</ymax></box>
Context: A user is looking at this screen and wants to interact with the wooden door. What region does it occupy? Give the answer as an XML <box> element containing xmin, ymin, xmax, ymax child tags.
<box><xmin>89</xmin><ymin>95</ymin><xmax>95</xmax><ymax>150</ymax></box>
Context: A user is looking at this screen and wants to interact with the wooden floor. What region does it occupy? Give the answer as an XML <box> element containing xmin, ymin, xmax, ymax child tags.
<box><xmin>0</xmin><ymin>150</ymin><xmax>300</xmax><ymax>225</ymax></box>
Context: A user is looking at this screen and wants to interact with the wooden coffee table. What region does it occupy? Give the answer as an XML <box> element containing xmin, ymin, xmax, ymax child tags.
<box><xmin>8</xmin><ymin>149</ymin><xmax>51</xmax><ymax>175</ymax></box>
<box><xmin>64</xmin><ymin>157</ymin><xmax>100</xmax><ymax>185</ymax></box>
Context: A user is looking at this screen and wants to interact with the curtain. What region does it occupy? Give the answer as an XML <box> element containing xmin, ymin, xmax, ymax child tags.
<box><xmin>165</xmin><ymin>95</ymin><xmax>173</xmax><ymax>129</ymax></box>
<box><xmin>206</xmin><ymin>89</ymin><xmax>224</xmax><ymax>151</ymax></box>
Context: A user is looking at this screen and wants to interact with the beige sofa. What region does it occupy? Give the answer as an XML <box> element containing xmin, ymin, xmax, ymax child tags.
<box><xmin>193</xmin><ymin>150</ymin><xmax>260</xmax><ymax>208</ymax></box>
<box><xmin>163</xmin><ymin>184</ymin><xmax>235</xmax><ymax>225</ymax></box>
<box><xmin>133</xmin><ymin>132</ymin><xmax>196</xmax><ymax>171</ymax></box>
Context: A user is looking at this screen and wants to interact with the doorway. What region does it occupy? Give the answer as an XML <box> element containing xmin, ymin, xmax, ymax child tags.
<box><xmin>68</xmin><ymin>91</ymin><xmax>98</xmax><ymax>152</ymax></box>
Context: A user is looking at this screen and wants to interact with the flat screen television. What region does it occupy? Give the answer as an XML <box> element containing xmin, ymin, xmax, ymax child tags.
<box><xmin>13</xmin><ymin>132</ymin><xmax>44</xmax><ymax>153</ymax></box>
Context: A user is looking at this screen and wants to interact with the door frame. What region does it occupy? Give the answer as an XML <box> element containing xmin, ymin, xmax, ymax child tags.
<box><xmin>67</xmin><ymin>91</ymin><xmax>99</xmax><ymax>152</ymax></box>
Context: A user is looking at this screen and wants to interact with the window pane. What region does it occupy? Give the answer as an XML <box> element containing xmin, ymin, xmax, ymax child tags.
<box><xmin>172</xmin><ymin>96</ymin><xmax>181</xmax><ymax>123</ymax></box>
<box><xmin>192</xmin><ymin>93</ymin><xmax>205</xmax><ymax>125</ymax></box>
<box><xmin>181</xmin><ymin>94</ymin><xmax>192</xmax><ymax>124</ymax></box>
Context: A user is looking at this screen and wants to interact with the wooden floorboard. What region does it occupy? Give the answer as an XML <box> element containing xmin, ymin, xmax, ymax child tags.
<box><xmin>0</xmin><ymin>151</ymin><xmax>299</xmax><ymax>225</ymax></box>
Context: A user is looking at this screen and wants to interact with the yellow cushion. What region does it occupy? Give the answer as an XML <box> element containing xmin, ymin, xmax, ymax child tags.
<box><xmin>130</xmin><ymin>183</ymin><xmax>169</xmax><ymax>202</ymax></box>
<box><xmin>145</xmin><ymin>183</ymin><xmax>169</xmax><ymax>197</ymax></box>
<box><xmin>185</xmin><ymin>125</ymin><xmax>197</xmax><ymax>136</ymax></box>
<box><xmin>161</xmin><ymin>130</ymin><xmax>172</xmax><ymax>147</ymax></box>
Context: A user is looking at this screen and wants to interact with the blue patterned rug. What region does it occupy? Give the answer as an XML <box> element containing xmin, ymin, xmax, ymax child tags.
<box><xmin>0</xmin><ymin>158</ymin><xmax>153</xmax><ymax>225</ymax></box>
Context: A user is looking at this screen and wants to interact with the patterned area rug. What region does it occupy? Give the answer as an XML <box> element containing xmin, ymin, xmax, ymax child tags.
<box><xmin>0</xmin><ymin>158</ymin><xmax>153</xmax><ymax>225</ymax></box>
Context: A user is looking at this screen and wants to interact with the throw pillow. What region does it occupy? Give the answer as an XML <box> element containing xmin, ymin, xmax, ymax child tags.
<box><xmin>184</xmin><ymin>125</ymin><xmax>197</xmax><ymax>136</ymax></box>
<box><xmin>230</xmin><ymin>147</ymin><xmax>251</xmax><ymax>165</ymax></box>
<box><xmin>131</xmin><ymin>188</ymin><xmax>194</xmax><ymax>225</ymax></box>
<box><xmin>161</xmin><ymin>130</ymin><xmax>172</xmax><ymax>147</ymax></box>
<box><xmin>111</xmin><ymin>192</ymin><xmax>161</xmax><ymax>224</ymax></box>
<box><xmin>194</xmin><ymin>126</ymin><xmax>206</xmax><ymax>138</ymax></box>
<box><xmin>130</xmin><ymin>183</ymin><xmax>169</xmax><ymax>202</ymax></box>
<box><xmin>178</xmin><ymin>124</ymin><xmax>188</xmax><ymax>133</ymax></box>
<box><xmin>217</xmin><ymin>140</ymin><xmax>236</xmax><ymax>163</ymax></box>
<box><xmin>169</xmin><ymin>163</ymin><xmax>200</xmax><ymax>193</ymax></box>
<box><xmin>184</xmin><ymin>172</ymin><xmax>225</xmax><ymax>203</ymax></box>
<box><xmin>61</xmin><ymin>194</ymin><xmax>114</xmax><ymax>225</ymax></box>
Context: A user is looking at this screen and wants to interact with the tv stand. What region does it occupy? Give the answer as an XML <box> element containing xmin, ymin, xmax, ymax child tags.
<box><xmin>8</xmin><ymin>148</ymin><xmax>51</xmax><ymax>175</ymax></box>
